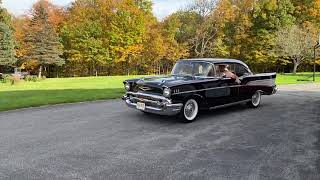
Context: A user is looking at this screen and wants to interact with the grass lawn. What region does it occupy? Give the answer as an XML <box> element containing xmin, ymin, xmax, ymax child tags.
<box><xmin>0</xmin><ymin>73</ymin><xmax>319</xmax><ymax>111</ymax></box>
<box><xmin>0</xmin><ymin>76</ymin><xmax>140</xmax><ymax>112</ymax></box>
<box><xmin>276</xmin><ymin>72</ymin><xmax>320</xmax><ymax>85</ymax></box>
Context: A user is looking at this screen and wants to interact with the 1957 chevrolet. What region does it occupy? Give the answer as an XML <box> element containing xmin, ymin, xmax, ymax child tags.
<box><xmin>122</xmin><ymin>58</ymin><xmax>277</xmax><ymax>122</ymax></box>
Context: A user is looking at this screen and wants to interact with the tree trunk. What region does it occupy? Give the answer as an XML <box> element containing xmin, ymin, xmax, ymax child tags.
<box><xmin>38</xmin><ymin>65</ymin><xmax>42</xmax><ymax>78</ymax></box>
<box><xmin>292</xmin><ymin>62</ymin><xmax>299</xmax><ymax>74</ymax></box>
<box><xmin>292</xmin><ymin>63</ymin><xmax>299</xmax><ymax>74</ymax></box>
<box><xmin>126</xmin><ymin>59</ymin><xmax>130</xmax><ymax>76</ymax></box>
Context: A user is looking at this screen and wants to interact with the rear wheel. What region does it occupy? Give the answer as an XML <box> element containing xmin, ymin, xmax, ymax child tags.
<box><xmin>247</xmin><ymin>91</ymin><xmax>261</xmax><ymax>108</ymax></box>
<box><xmin>180</xmin><ymin>99</ymin><xmax>199</xmax><ymax>122</ymax></box>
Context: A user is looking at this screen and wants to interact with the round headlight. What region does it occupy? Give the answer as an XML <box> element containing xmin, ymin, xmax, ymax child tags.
<box><xmin>125</xmin><ymin>83</ymin><xmax>131</xmax><ymax>91</ymax></box>
<box><xmin>163</xmin><ymin>88</ymin><xmax>171</xmax><ymax>98</ymax></box>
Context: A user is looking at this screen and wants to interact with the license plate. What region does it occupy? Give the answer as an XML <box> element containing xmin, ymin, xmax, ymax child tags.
<box><xmin>136</xmin><ymin>102</ymin><xmax>146</xmax><ymax>110</ymax></box>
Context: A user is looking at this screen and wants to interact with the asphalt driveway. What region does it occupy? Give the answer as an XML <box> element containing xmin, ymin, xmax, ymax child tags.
<box><xmin>0</xmin><ymin>84</ymin><xmax>319</xmax><ymax>180</ymax></box>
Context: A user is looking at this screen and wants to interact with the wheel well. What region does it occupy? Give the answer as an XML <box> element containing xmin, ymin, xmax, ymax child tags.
<box><xmin>184</xmin><ymin>94</ymin><xmax>204</xmax><ymax>106</ymax></box>
<box><xmin>256</xmin><ymin>90</ymin><xmax>264</xmax><ymax>95</ymax></box>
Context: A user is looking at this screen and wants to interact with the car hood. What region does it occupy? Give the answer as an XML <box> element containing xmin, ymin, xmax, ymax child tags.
<box><xmin>137</xmin><ymin>75</ymin><xmax>195</xmax><ymax>88</ymax></box>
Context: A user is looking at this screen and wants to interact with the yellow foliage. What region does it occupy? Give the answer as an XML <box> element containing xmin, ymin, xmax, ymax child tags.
<box><xmin>20</xmin><ymin>60</ymin><xmax>39</xmax><ymax>72</ymax></box>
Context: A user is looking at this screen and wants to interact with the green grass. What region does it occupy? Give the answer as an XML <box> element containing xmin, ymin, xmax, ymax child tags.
<box><xmin>0</xmin><ymin>76</ymin><xmax>141</xmax><ymax>112</ymax></box>
<box><xmin>276</xmin><ymin>72</ymin><xmax>320</xmax><ymax>85</ymax></box>
<box><xmin>0</xmin><ymin>73</ymin><xmax>319</xmax><ymax>111</ymax></box>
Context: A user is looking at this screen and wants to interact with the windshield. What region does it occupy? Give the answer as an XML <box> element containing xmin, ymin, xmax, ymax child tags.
<box><xmin>171</xmin><ymin>61</ymin><xmax>214</xmax><ymax>77</ymax></box>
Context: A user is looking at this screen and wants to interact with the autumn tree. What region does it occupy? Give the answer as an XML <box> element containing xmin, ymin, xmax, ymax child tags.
<box><xmin>188</xmin><ymin>0</ymin><xmax>218</xmax><ymax>57</ymax></box>
<box><xmin>275</xmin><ymin>25</ymin><xmax>315</xmax><ymax>74</ymax></box>
<box><xmin>217</xmin><ymin>0</ymin><xmax>253</xmax><ymax>60</ymax></box>
<box><xmin>291</xmin><ymin>0</ymin><xmax>320</xmax><ymax>26</ymax></box>
<box><xmin>0</xmin><ymin>0</ymin><xmax>11</xmax><ymax>26</ymax></box>
<box><xmin>135</xmin><ymin>0</ymin><xmax>153</xmax><ymax>14</ymax></box>
<box><xmin>25</xmin><ymin>0</ymin><xmax>64</xmax><ymax>77</ymax></box>
<box><xmin>62</xmin><ymin>0</ymin><xmax>156</xmax><ymax>76</ymax></box>
<box><xmin>0</xmin><ymin>1</ymin><xmax>16</xmax><ymax>68</ymax></box>
<box><xmin>240</xmin><ymin>0</ymin><xmax>295</xmax><ymax>71</ymax></box>
<box><xmin>62</xmin><ymin>0</ymin><xmax>123</xmax><ymax>76</ymax></box>
<box><xmin>7</xmin><ymin>0</ymin><xmax>320</xmax><ymax>77</ymax></box>
<box><xmin>161</xmin><ymin>14</ymin><xmax>189</xmax><ymax>73</ymax></box>
<box><xmin>0</xmin><ymin>22</ymin><xmax>16</xmax><ymax>67</ymax></box>
<box><xmin>110</xmin><ymin>0</ymin><xmax>147</xmax><ymax>75</ymax></box>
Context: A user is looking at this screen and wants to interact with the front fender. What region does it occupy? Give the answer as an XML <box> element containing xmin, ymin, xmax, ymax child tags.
<box><xmin>123</xmin><ymin>78</ymin><xmax>141</xmax><ymax>84</ymax></box>
<box><xmin>185</xmin><ymin>94</ymin><xmax>204</xmax><ymax>102</ymax></box>
<box><xmin>171</xmin><ymin>93</ymin><xmax>206</xmax><ymax>108</ymax></box>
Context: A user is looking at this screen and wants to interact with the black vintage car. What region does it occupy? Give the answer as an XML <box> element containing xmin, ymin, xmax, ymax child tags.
<box><xmin>122</xmin><ymin>58</ymin><xmax>277</xmax><ymax>122</ymax></box>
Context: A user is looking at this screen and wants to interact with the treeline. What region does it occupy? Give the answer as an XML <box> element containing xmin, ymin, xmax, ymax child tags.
<box><xmin>0</xmin><ymin>0</ymin><xmax>320</xmax><ymax>77</ymax></box>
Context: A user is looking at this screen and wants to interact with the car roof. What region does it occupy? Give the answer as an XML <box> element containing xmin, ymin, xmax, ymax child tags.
<box><xmin>179</xmin><ymin>58</ymin><xmax>249</xmax><ymax>68</ymax></box>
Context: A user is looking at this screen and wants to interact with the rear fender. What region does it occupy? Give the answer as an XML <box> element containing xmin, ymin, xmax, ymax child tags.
<box><xmin>242</xmin><ymin>73</ymin><xmax>276</xmax><ymax>86</ymax></box>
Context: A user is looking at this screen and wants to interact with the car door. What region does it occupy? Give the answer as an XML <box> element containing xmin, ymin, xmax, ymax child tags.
<box><xmin>235</xmin><ymin>63</ymin><xmax>253</xmax><ymax>101</ymax></box>
<box><xmin>205</xmin><ymin>64</ymin><xmax>239</xmax><ymax>107</ymax></box>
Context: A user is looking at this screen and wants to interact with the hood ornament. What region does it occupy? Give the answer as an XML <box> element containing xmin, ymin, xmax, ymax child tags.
<box><xmin>159</xmin><ymin>79</ymin><xmax>166</xmax><ymax>85</ymax></box>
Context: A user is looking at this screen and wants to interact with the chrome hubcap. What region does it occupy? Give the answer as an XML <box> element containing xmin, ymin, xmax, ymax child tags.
<box><xmin>252</xmin><ymin>91</ymin><xmax>261</xmax><ymax>106</ymax></box>
<box><xmin>184</xmin><ymin>99</ymin><xmax>198</xmax><ymax>121</ymax></box>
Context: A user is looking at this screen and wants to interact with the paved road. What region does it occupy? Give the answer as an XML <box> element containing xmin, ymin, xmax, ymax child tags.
<box><xmin>0</xmin><ymin>84</ymin><xmax>319</xmax><ymax>180</ymax></box>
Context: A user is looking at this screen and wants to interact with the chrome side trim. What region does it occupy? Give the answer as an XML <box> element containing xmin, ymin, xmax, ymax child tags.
<box><xmin>209</xmin><ymin>99</ymin><xmax>251</xmax><ymax>110</ymax></box>
<box><xmin>246</xmin><ymin>79</ymin><xmax>275</xmax><ymax>86</ymax></box>
<box><xmin>173</xmin><ymin>85</ymin><xmax>242</xmax><ymax>95</ymax></box>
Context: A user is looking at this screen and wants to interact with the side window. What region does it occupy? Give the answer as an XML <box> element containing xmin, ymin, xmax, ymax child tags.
<box><xmin>228</xmin><ymin>64</ymin><xmax>236</xmax><ymax>74</ymax></box>
<box><xmin>214</xmin><ymin>64</ymin><xmax>224</xmax><ymax>77</ymax></box>
<box><xmin>234</xmin><ymin>64</ymin><xmax>249</xmax><ymax>77</ymax></box>
<box><xmin>194</xmin><ymin>62</ymin><xmax>214</xmax><ymax>77</ymax></box>
<box><xmin>215</xmin><ymin>64</ymin><xmax>233</xmax><ymax>77</ymax></box>
<box><xmin>214</xmin><ymin>63</ymin><xmax>250</xmax><ymax>77</ymax></box>
<box><xmin>207</xmin><ymin>65</ymin><xmax>215</xmax><ymax>77</ymax></box>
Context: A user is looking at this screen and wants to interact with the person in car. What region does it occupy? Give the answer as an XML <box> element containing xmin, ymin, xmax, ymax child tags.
<box><xmin>218</xmin><ymin>64</ymin><xmax>241</xmax><ymax>84</ymax></box>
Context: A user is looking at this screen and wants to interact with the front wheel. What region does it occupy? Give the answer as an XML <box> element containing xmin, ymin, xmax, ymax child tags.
<box><xmin>247</xmin><ymin>91</ymin><xmax>262</xmax><ymax>108</ymax></box>
<box><xmin>180</xmin><ymin>99</ymin><xmax>199</xmax><ymax>122</ymax></box>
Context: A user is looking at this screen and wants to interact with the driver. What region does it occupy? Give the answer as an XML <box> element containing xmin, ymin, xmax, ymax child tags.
<box><xmin>218</xmin><ymin>64</ymin><xmax>241</xmax><ymax>84</ymax></box>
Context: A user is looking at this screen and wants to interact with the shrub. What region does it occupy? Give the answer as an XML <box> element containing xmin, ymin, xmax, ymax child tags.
<box><xmin>1</xmin><ymin>74</ymin><xmax>11</xmax><ymax>83</ymax></box>
<box><xmin>25</xmin><ymin>75</ymin><xmax>42</xmax><ymax>82</ymax></box>
<box><xmin>24</xmin><ymin>75</ymin><xmax>31</xmax><ymax>82</ymax></box>
<box><xmin>9</xmin><ymin>75</ymin><xmax>21</xmax><ymax>85</ymax></box>
<box><xmin>25</xmin><ymin>75</ymin><xmax>36</xmax><ymax>82</ymax></box>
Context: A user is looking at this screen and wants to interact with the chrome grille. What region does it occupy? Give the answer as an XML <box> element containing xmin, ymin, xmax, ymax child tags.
<box><xmin>137</xmin><ymin>85</ymin><xmax>163</xmax><ymax>94</ymax></box>
<box><xmin>139</xmin><ymin>86</ymin><xmax>153</xmax><ymax>91</ymax></box>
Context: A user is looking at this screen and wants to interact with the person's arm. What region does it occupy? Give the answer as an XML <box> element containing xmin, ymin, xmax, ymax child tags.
<box><xmin>226</xmin><ymin>71</ymin><xmax>241</xmax><ymax>84</ymax></box>
<box><xmin>225</xmin><ymin>71</ymin><xmax>237</xmax><ymax>79</ymax></box>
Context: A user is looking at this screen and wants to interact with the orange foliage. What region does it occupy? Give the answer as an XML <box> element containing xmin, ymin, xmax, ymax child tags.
<box><xmin>31</xmin><ymin>0</ymin><xmax>66</xmax><ymax>33</ymax></box>
<box><xmin>13</xmin><ymin>17</ymin><xmax>29</xmax><ymax>59</ymax></box>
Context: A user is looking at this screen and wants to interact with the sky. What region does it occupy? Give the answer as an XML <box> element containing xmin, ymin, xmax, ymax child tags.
<box><xmin>2</xmin><ymin>0</ymin><xmax>190</xmax><ymax>19</ymax></box>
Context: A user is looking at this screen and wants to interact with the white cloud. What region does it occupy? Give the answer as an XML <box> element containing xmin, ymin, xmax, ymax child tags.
<box><xmin>2</xmin><ymin>0</ymin><xmax>190</xmax><ymax>19</ymax></box>
<box><xmin>153</xmin><ymin>0</ymin><xmax>190</xmax><ymax>20</ymax></box>
<box><xmin>2</xmin><ymin>0</ymin><xmax>74</xmax><ymax>16</ymax></box>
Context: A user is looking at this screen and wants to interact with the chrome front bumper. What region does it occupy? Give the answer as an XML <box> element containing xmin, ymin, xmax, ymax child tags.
<box><xmin>122</xmin><ymin>92</ymin><xmax>183</xmax><ymax>116</ymax></box>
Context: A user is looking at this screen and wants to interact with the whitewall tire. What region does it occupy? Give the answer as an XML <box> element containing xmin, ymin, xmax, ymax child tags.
<box><xmin>247</xmin><ymin>91</ymin><xmax>261</xmax><ymax>108</ymax></box>
<box><xmin>180</xmin><ymin>99</ymin><xmax>199</xmax><ymax>122</ymax></box>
